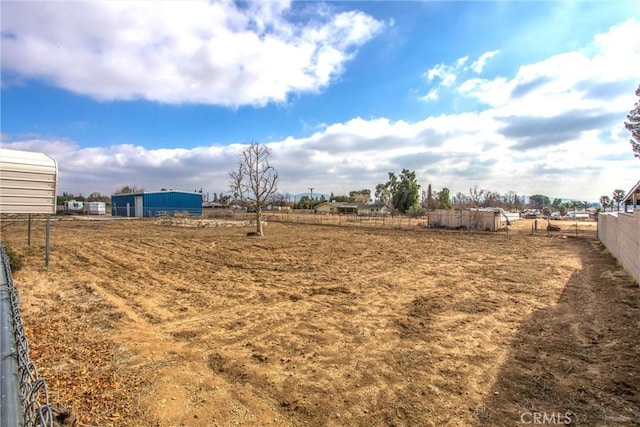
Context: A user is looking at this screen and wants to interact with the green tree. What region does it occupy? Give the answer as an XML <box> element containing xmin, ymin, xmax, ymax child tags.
<box><xmin>528</xmin><ymin>194</ymin><xmax>550</xmax><ymax>211</ymax></box>
<box><xmin>332</xmin><ymin>195</ymin><xmax>352</xmax><ymax>202</ymax></box>
<box><xmin>295</xmin><ymin>196</ymin><xmax>313</xmax><ymax>209</ymax></box>
<box><xmin>436</xmin><ymin>187</ymin><xmax>451</xmax><ymax>209</ymax></box>
<box><xmin>599</xmin><ymin>195</ymin><xmax>611</xmax><ymax>212</ymax></box>
<box><xmin>625</xmin><ymin>84</ymin><xmax>640</xmax><ymax>159</ymax></box>
<box><xmin>349</xmin><ymin>189</ymin><xmax>371</xmax><ymax>204</ymax></box>
<box><xmin>390</xmin><ymin>169</ymin><xmax>421</xmax><ymax>213</ymax></box>
<box><xmin>426</xmin><ymin>184</ymin><xmax>434</xmax><ymax>210</ymax></box>
<box><xmin>568</xmin><ymin>200</ymin><xmax>578</xmax><ymax>214</ymax></box>
<box><xmin>612</xmin><ymin>189</ymin><xmax>626</xmax><ymax>211</ymax></box>
<box><xmin>375</xmin><ymin>170</ymin><xmax>421</xmax><ymax>213</ymax></box>
<box><xmin>375</xmin><ymin>172</ymin><xmax>398</xmax><ymax>206</ymax></box>
<box><xmin>559</xmin><ymin>203</ymin><xmax>569</xmax><ymax>216</ymax></box>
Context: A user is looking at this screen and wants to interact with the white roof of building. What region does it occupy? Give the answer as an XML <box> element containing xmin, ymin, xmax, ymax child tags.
<box><xmin>0</xmin><ymin>148</ymin><xmax>58</xmax><ymax>214</ymax></box>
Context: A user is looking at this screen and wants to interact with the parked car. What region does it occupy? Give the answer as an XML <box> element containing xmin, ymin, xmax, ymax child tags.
<box><xmin>524</xmin><ymin>212</ymin><xmax>538</xmax><ymax>219</ymax></box>
<box><xmin>550</xmin><ymin>212</ymin><xmax>561</xmax><ymax>220</ymax></box>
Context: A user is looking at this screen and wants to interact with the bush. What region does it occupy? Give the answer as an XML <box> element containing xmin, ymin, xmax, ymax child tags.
<box><xmin>3</xmin><ymin>245</ymin><xmax>23</xmax><ymax>273</ymax></box>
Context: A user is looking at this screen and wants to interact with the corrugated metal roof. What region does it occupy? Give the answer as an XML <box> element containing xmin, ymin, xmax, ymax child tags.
<box><xmin>110</xmin><ymin>190</ymin><xmax>201</xmax><ymax>196</ymax></box>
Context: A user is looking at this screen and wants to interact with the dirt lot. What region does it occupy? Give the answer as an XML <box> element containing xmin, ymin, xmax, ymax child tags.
<box><xmin>1</xmin><ymin>217</ymin><xmax>638</xmax><ymax>426</ymax></box>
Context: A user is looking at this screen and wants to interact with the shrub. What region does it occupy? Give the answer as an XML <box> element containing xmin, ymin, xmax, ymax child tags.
<box><xmin>3</xmin><ymin>245</ymin><xmax>23</xmax><ymax>273</ymax></box>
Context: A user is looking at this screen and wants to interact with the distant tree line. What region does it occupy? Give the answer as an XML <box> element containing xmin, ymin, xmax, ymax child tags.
<box><xmin>56</xmin><ymin>191</ymin><xmax>111</xmax><ymax>206</ymax></box>
<box><xmin>57</xmin><ymin>176</ymin><xmax>629</xmax><ymax>215</ymax></box>
<box><xmin>599</xmin><ymin>189</ymin><xmax>627</xmax><ymax>212</ymax></box>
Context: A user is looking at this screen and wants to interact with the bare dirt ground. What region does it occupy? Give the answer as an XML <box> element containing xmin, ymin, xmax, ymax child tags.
<box><xmin>0</xmin><ymin>217</ymin><xmax>638</xmax><ymax>426</ymax></box>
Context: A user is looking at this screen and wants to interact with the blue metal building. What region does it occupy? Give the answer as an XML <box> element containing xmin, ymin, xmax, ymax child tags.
<box><xmin>111</xmin><ymin>190</ymin><xmax>202</xmax><ymax>217</ymax></box>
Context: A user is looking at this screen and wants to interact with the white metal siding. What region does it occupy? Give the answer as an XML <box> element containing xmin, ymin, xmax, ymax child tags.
<box><xmin>87</xmin><ymin>202</ymin><xmax>106</xmax><ymax>215</ymax></box>
<box><xmin>0</xmin><ymin>149</ymin><xmax>57</xmax><ymax>214</ymax></box>
<box><xmin>429</xmin><ymin>209</ymin><xmax>505</xmax><ymax>231</ymax></box>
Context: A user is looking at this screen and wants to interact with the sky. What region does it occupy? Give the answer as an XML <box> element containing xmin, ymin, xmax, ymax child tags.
<box><xmin>1</xmin><ymin>0</ymin><xmax>639</xmax><ymax>203</ymax></box>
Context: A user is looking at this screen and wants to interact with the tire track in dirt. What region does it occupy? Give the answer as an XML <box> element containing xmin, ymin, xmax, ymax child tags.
<box><xmin>5</xmin><ymin>218</ymin><xmax>627</xmax><ymax>426</ymax></box>
<box><xmin>43</xmin><ymin>221</ymin><xmax>298</xmax><ymax>425</ymax></box>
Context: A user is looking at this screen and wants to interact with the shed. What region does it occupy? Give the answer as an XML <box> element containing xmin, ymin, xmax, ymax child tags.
<box><xmin>0</xmin><ymin>148</ymin><xmax>57</xmax><ymax>214</ymax></box>
<box><xmin>428</xmin><ymin>208</ymin><xmax>510</xmax><ymax>231</ymax></box>
<box><xmin>111</xmin><ymin>190</ymin><xmax>202</xmax><ymax>217</ymax></box>
<box><xmin>87</xmin><ymin>202</ymin><xmax>106</xmax><ymax>215</ymax></box>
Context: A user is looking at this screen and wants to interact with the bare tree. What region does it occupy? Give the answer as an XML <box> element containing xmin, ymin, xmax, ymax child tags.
<box><xmin>229</xmin><ymin>143</ymin><xmax>278</xmax><ymax>236</ymax></box>
<box><xmin>482</xmin><ymin>190</ymin><xmax>500</xmax><ymax>207</ymax></box>
<box><xmin>268</xmin><ymin>192</ymin><xmax>291</xmax><ymax>207</ymax></box>
<box><xmin>468</xmin><ymin>185</ymin><xmax>485</xmax><ymax>207</ymax></box>
<box><xmin>452</xmin><ymin>192</ymin><xmax>470</xmax><ymax>208</ymax></box>
<box><xmin>115</xmin><ymin>185</ymin><xmax>144</xmax><ymax>194</ymax></box>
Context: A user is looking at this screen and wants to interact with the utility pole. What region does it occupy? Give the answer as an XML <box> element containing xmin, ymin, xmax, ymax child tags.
<box><xmin>309</xmin><ymin>187</ymin><xmax>314</xmax><ymax>201</ymax></box>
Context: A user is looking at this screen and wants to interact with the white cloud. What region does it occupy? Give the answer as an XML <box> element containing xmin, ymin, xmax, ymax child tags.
<box><xmin>421</xmin><ymin>51</ymin><xmax>498</xmax><ymax>102</ymax></box>
<box><xmin>457</xmin><ymin>19</ymin><xmax>640</xmax><ymax>117</ymax></box>
<box><xmin>1</xmin><ymin>1</ymin><xmax>383</xmax><ymax>106</ymax></box>
<box><xmin>470</xmin><ymin>50</ymin><xmax>499</xmax><ymax>73</ymax></box>
<box><xmin>424</xmin><ymin>61</ymin><xmax>462</xmax><ymax>87</ymax></box>
<box><xmin>2</xmin><ymin>19</ymin><xmax>638</xmax><ymax>202</ymax></box>
<box><xmin>420</xmin><ymin>89</ymin><xmax>439</xmax><ymax>102</ymax></box>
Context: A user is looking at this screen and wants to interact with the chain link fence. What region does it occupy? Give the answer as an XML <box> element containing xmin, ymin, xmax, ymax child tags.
<box><xmin>0</xmin><ymin>243</ymin><xmax>53</xmax><ymax>427</ymax></box>
<box><xmin>201</xmin><ymin>209</ymin><xmax>599</xmax><ymax>239</ymax></box>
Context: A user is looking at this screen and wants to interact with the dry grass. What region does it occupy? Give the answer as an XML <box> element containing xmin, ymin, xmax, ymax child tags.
<box><xmin>1</xmin><ymin>216</ymin><xmax>637</xmax><ymax>426</ymax></box>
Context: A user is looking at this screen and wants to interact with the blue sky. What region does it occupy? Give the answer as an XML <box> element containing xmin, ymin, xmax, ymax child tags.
<box><xmin>1</xmin><ymin>0</ymin><xmax>639</xmax><ymax>202</ymax></box>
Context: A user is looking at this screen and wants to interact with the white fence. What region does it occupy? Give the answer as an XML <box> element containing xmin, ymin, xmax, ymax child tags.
<box><xmin>598</xmin><ymin>210</ymin><xmax>640</xmax><ymax>285</ymax></box>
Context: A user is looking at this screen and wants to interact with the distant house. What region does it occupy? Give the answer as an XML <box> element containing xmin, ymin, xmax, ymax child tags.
<box><xmin>111</xmin><ymin>190</ymin><xmax>202</xmax><ymax>217</ymax></box>
<box><xmin>356</xmin><ymin>203</ymin><xmax>388</xmax><ymax>216</ymax></box>
<box><xmin>623</xmin><ymin>179</ymin><xmax>640</xmax><ymax>212</ymax></box>
<box><xmin>316</xmin><ymin>202</ymin><xmax>358</xmax><ymax>214</ymax></box>
<box><xmin>315</xmin><ymin>201</ymin><xmax>388</xmax><ymax>216</ymax></box>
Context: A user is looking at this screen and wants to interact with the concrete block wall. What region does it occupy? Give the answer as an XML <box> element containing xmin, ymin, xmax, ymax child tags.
<box><xmin>598</xmin><ymin>211</ymin><xmax>640</xmax><ymax>285</ymax></box>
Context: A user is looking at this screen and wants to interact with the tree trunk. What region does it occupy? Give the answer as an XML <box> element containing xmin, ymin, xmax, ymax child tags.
<box><xmin>256</xmin><ymin>208</ymin><xmax>263</xmax><ymax>236</ymax></box>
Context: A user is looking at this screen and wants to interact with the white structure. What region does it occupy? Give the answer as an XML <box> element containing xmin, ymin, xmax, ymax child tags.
<box><xmin>87</xmin><ymin>202</ymin><xmax>106</xmax><ymax>215</ymax></box>
<box><xmin>598</xmin><ymin>179</ymin><xmax>640</xmax><ymax>286</ymax></box>
<box><xmin>0</xmin><ymin>148</ymin><xmax>57</xmax><ymax>214</ymax></box>
<box><xmin>598</xmin><ymin>210</ymin><xmax>640</xmax><ymax>286</ymax></box>
<box><xmin>429</xmin><ymin>208</ymin><xmax>510</xmax><ymax>231</ymax></box>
